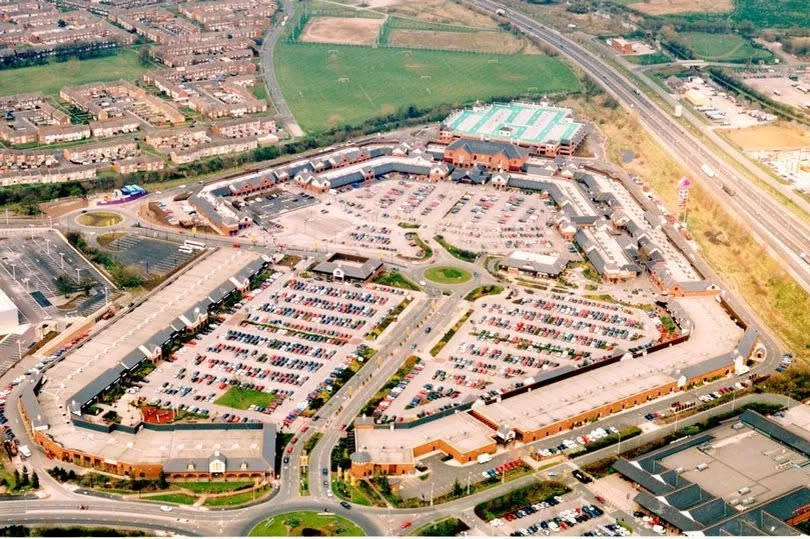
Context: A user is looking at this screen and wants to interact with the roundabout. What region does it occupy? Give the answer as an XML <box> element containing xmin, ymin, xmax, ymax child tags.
<box><xmin>75</xmin><ymin>211</ymin><xmax>124</xmax><ymax>228</ymax></box>
<box><xmin>249</xmin><ymin>511</ymin><xmax>366</xmax><ymax>537</ymax></box>
<box><xmin>423</xmin><ymin>265</ymin><xmax>472</xmax><ymax>285</ymax></box>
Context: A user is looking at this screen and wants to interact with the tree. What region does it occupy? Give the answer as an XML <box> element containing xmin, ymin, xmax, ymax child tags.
<box><xmin>158</xmin><ymin>471</ymin><xmax>168</xmax><ymax>490</ymax></box>
<box><xmin>451</xmin><ymin>478</ymin><xmax>464</xmax><ymax>497</ymax></box>
<box><xmin>21</xmin><ymin>471</ymin><xmax>29</xmax><ymax>487</ymax></box>
<box><xmin>31</xmin><ymin>473</ymin><xmax>39</xmax><ymax>489</ymax></box>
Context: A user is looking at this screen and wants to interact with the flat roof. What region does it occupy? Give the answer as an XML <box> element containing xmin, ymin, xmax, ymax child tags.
<box><xmin>37</xmin><ymin>250</ymin><xmax>262</xmax><ymax>437</ymax></box>
<box><xmin>443</xmin><ymin>102</ymin><xmax>586</xmax><ymax>146</ymax></box>
<box><xmin>0</xmin><ymin>287</ymin><xmax>16</xmax><ymax>312</ymax></box>
<box><xmin>354</xmin><ymin>412</ymin><xmax>495</xmax><ymax>465</ymax></box>
<box><xmin>473</xmin><ymin>296</ymin><xmax>743</xmax><ymax>434</ymax></box>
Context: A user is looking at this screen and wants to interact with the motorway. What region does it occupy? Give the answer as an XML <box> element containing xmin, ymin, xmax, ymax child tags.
<box><xmin>0</xmin><ymin>7</ymin><xmax>802</xmax><ymax>531</ymax></box>
<box><xmin>463</xmin><ymin>0</ymin><xmax>810</xmax><ymax>294</ymax></box>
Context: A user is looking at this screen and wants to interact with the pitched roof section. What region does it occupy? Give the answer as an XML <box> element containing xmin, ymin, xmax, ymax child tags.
<box><xmin>446</xmin><ymin>138</ymin><xmax>529</xmax><ymax>160</ymax></box>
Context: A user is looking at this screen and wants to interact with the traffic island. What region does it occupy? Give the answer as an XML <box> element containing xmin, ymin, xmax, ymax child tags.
<box><xmin>424</xmin><ymin>265</ymin><xmax>471</xmax><ymax>285</ymax></box>
<box><xmin>249</xmin><ymin>511</ymin><xmax>365</xmax><ymax>537</ymax></box>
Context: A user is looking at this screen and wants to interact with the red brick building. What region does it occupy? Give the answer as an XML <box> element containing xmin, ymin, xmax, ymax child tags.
<box><xmin>443</xmin><ymin>138</ymin><xmax>529</xmax><ymax>171</ymax></box>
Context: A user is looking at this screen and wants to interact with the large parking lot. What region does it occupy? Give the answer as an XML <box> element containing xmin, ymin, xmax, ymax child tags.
<box><xmin>370</xmin><ymin>291</ymin><xmax>661</xmax><ymax>423</ymax></box>
<box><xmin>111</xmin><ymin>270</ymin><xmax>417</xmax><ymax>429</ymax></box>
<box><xmin>270</xmin><ymin>179</ymin><xmax>573</xmax><ymax>258</ymax></box>
<box><xmin>0</xmin><ymin>230</ymin><xmax>108</xmax><ymax>316</ymax></box>
<box><xmin>103</xmin><ymin>233</ymin><xmax>195</xmax><ymax>277</ymax></box>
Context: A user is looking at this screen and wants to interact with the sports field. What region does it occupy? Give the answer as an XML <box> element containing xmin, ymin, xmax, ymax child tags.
<box><xmin>675</xmin><ymin>32</ymin><xmax>772</xmax><ymax>62</ymax></box>
<box><xmin>274</xmin><ymin>42</ymin><xmax>581</xmax><ymax>132</ymax></box>
<box><xmin>0</xmin><ymin>48</ymin><xmax>151</xmax><ymax>97</ymax></box>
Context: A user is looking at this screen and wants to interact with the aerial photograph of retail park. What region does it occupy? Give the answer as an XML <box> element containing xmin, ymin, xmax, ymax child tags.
<box><xmin>0</xmin><ymin>0</ymin><xmax>809</xmax><ymax>536</ymax></box>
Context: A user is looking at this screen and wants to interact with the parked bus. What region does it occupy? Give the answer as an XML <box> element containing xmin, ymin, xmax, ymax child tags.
<box><xmin>183</xmin><ymin>240</ymin><xmax>206</xmax><ymax>251</ymax></box>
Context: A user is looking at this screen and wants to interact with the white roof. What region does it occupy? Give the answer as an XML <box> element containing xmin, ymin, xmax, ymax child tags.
<box><xmin>0</xmin><ymin>287</ymin><xmax>16</xmax><ymax>312</ymax></box>
<box><xmin>508</xmin><ymin>251</ymin><xmax>560</xmax><ymax>265</ymax></box>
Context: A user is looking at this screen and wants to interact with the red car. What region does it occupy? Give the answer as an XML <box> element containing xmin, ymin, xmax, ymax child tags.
<box><xmin>400</xmin><ymin>522</ymin><xmax>412</xmax><ymax>529</ymax></box>
<box><xmin>286</xmin><ymin>446</ymin><xmax>293</xmax><ymax>454</ymax></box>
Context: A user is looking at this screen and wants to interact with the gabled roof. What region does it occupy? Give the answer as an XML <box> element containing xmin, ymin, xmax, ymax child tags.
<box><xmin>446</xmin><ymin>138</ymin><xmax>529</xmax><ymax>160</ymax></box>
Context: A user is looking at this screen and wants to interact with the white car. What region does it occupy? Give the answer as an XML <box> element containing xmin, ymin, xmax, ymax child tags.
<box><xmin>159</xmin><ymin>505</ymin><xmax>173</xmax><ymax>512</ymax></box>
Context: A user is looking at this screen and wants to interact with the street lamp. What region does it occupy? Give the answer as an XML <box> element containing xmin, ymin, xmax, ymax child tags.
<box><xmin>10</xmin><ymin>263</ymin><xmax>15</xmax><ymax>280</ymax></box>
<box><xmin>76</xmin><ymin>267</ymin><xmax>82</xmax><ymax>285</ymax></box>
<box><xmin>59</xmin><ymin>252</ymin><xmax>65</xmax><ymax>270</ymax></box>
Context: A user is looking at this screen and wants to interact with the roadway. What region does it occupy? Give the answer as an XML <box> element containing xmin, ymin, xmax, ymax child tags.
<box><xmin>463</xmin><ymin>0</ymin><xmax>810</xmax><ymax>294</ymax></box>
<box><xmin>258</xmin><ymin>0</ymin><xmax>302</xmax><ymax>136</ymax></box>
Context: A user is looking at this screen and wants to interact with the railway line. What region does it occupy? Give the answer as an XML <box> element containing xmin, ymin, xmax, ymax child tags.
<box><xmin>466</xmin><ymin>0</ymin><xmax>810</xmax><ymax>293</ymax></box>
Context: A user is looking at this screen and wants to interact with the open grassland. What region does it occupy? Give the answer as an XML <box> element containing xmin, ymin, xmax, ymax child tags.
<box><xmin>274</xmin><ymin>42</ymin><xmax>581</xmax><ymax>132</ymax></box>
<box><xmin>730</xmin><ymin>0</ymin><xmax>810</xmax><ymax>29</ymax></box>
<box><xmin>357</xmin><ymin>0</ymin><xmax>502</xmax><ymax>29</ymax></box>
<box><xmin>301</xmin><ymin>16</ymin><xmax>385</xmax><ymax>45</ymax></box>
<box><xmin>565</xmin><ymin>95</ymin><xmax>810</xmax><ymax>363</ymax></box>
<box><xmin>675</xmin><ymin>32</ymin><xmax>772</xmax><ymax>62</ymax></box>
<box><xmin>718</xmin><ymin>122</ymin><xmax>810</xmax><ymax>151</ymax></box>
<box><xmin>626</xmin><ymin>0</ymin><xmax>732</xmax><ymax>15</ymax></box>
<box><xmin>387</xmin><ymin>28</ymin><xmax>539</xmax><ymax>54</ymax></box>
<box><xmin>0</xmin><ymin>48</ymin><xmax>150</xmax><ymax>97</ymax></box>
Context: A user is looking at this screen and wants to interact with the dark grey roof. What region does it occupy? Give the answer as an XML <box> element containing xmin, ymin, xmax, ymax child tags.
<box><xmin>262</xmin><ymin>423</ymin><xmax>276</xmax><ymax>470</ymax></box>
<box><xmin>350</xmin><ymin>451</ymin><xmax>372</xmax><ymax>464</ymax></box>
<box><xmin>450</xmin><ymin>166</ymin><xmax>490</xmax><ymax>184</ymax></box>
<box><xmin>20</xmin><ymin>385</ymin><xmax>48</xmax><ymax>430</ymax></box>
<box><xmin>702</xmin><ymin>487</ymin><xmax>810</xmax><ymax>536</ymax></box>
<box><xmin>678</xmin><ymin>352</ymin><xmax>735</xmax><ymax>380</ymax></box>
<box><xmin>446</xmin><ymin>138</ymin><xmax>529</xmax><ymax>160</ymax></box>
<box><xmin>634</xmin><ymin>491</ymin><xmax>703</xmax><ymax>532</ymax></box>
<box><xmin>741</xmin><ymin>410</ymin><xmax>810</xmax><ymax>458</ymax></box>
<box><xmin>737</xmin><ymin>327</ymin><xmax>759</xmax><ymax>359</ymax></box>
<box><xmin>145</xmin><ymin>327</ymin><xmax>174</xmax><ymax>350</ymax></box>
<box><xmin>666</xmin><ymin>483</ymin><xmax>715</xmax><ymax>510</ymax></box>
<box><xmin>612</xmin><ymin>459</ymin><xmax>672</xmax><ymax>496</ymax></box>
<box><xmin>67</xmin><ymin>365</ymin><xmax>126</xmax><ymax>413</ymax></box>
<box><xmin>689</xmin><ymin>497</ymin><xmax>737</xmax><ymax>526</ymax></box>
<box><xmin>312</xmin><ymin>255</ymin><xmax>382</xmax><ymax>280</ymax></box>
<box><xmin>121</xmin><ymin>348</ymin><xmax>145</xmax><ymax>370</ymax></box>
<box><xmin>329</xmin><ymin>171</ymin><xmax>365</xmax><ymax>189</ymax></box>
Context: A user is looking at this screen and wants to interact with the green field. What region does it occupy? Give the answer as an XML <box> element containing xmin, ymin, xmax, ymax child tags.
<box><xmin>0</xmin><ymin>48</ymin><xmax>151</xmax><ymax>97</ymax></box>
<box><xmin>143</xmin><ymin>493</ymin><xmax>196</xmax><ymax>505</ymax></box>
<box><xmin>424</xmin><ymin>266</ymin><xmax>472</xmax><ymax>284</ymax></box>
<box><xmin>249</xmin><ymin>511</ymin><xmax>365</xmax><ymax>537</ymax></box>
<box><xmin>215</xmin><ymin>387</ymin><xmax>277</xmax><ymax>410</ymax></box>
<box><xmin>623</xmin><ymin>52</ymin><xmax>672</xmax><ymax>65</ymax></box>
<box><xmin>174</xmin><ymin>481</ymin><xmax>253</xmax><ymax>494</ymax></box>
<box><xmin>372</xmin><ymin>270</ymin><xmax>422</xmax><ymax>291</ymax></box>
<box><xmin>731</xmin><ymin>0</ymin><xmax>810</xmax><ymax>28</ymax></box>
<box><xmin>274</xmin><ymin>42</ymin><xmax>582</xmax><ymax>132</ymax></box>
<box><xmin>675</xmin><ymin>32</ymin><xmax>773</xmax><ymax>62</ymax></box>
